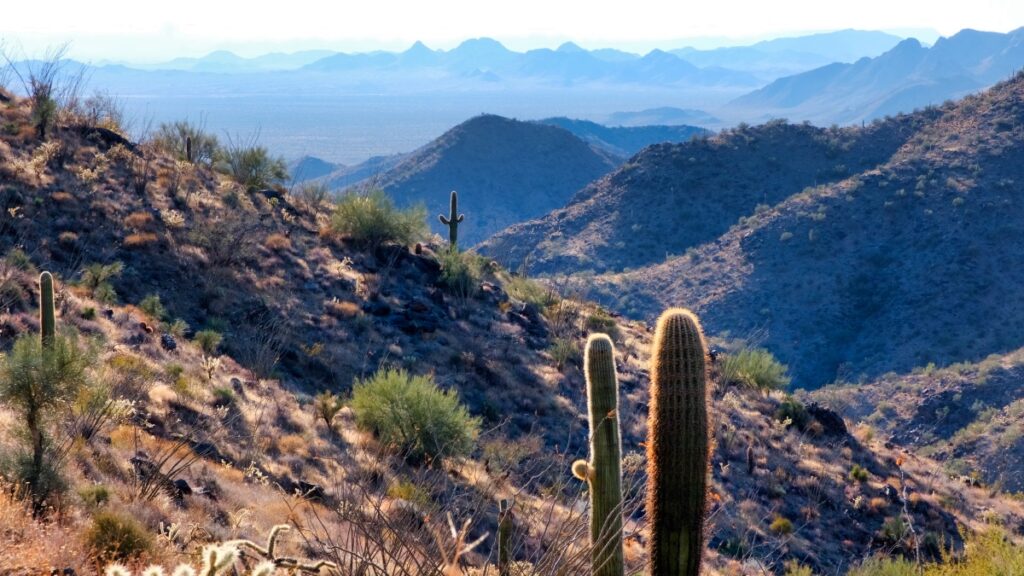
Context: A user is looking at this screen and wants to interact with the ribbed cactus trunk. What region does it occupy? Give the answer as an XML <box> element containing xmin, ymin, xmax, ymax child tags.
<box><xmin>39</xmin><ymin>271</ymin><xmax>55</xmax><ymax>349</ymax></box>
<box><xmin>498</xmin><ymin>499</ymin><xmax>513</xmax><ymax>576</ymax></box>
<box><xmin>186</xmin><ymin>135</ymin><xmax>193</xmax><ymax>163</ymax></box>
<box><xmin>437</xmin><ymin>190</ymin><xmax>464</xmax><ymax>250</ymax></box>
<box><xmin>584</xmin><ymin>334</ymin><xmax>624</xmax><ymax>576</ymax></box>
<box><xmin>646</xmin><ymin>308</ymin><xmax>710</xmax><ymax>576</ymax></box>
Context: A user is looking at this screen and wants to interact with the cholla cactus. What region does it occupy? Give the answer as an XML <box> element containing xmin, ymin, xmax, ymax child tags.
<box><xmin>104</xmin><ymin>526</ymin><xmax>335</xmax><ymax>576</ymax></box>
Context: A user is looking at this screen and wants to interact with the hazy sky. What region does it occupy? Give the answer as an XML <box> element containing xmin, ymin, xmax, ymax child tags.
<box><xmin>2</xmin><ymin>0</ymin><xmax>1022</xmax><ymax>62</ymax></box>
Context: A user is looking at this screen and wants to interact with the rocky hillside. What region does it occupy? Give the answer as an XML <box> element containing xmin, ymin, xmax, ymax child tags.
<box><xmin>1</xmin><ymin>89</ymin><xmax>1019</xmax><ymax>575</ymax></box>
<box><xmin>480</xmin><ymin>116</ymin><xmax>927</xmax><ymax>275</ymax></box>
<box><xmin>351</xmin><ymin>114</ymin><xmax>621</xmax><ymax>245</ymax></box>
<box><xmin>582</xmin><ymin>72</ymin><xmax>1024</xmax><ymax>390</ymax></box>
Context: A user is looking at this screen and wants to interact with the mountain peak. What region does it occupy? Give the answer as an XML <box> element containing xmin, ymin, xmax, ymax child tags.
<box><xmin>556</xmin><ymin>41</ymin><xmax>585</xmax><ymax>53</ymax></box>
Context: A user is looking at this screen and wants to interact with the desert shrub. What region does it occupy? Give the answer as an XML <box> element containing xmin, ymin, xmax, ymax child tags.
<box><xmin>264</xmin><ymin>232</ymin><xmax>292</xmax><ymax>251</ymax></box>
<box><xmin>212</xmin><ymin>386</ymin><xmax>234</xmax><ymax>407</ymax></box>
<box><xmin>548</xmin><ymin>337</ymin><xmax>581</xmax><ymax>371</ymax></box>
<box><xmin>329</xmin><ymin>189</ymin><xmax>427</xmax><ymax>247</ymax></box>
<box><xmin>851</xmin><ymin>528</ymin><xmax>1024</xmax><ymax>574</ymax></box>
<box><xmin>351</xmin><ymin>368</ymin><xmax>480</xmax><ymax>464</ymax></box>
<box><xmin>189</xmin><ymin>211</ymin><xmax>261</xmax><ymax>267</ymax></box>
<box><xmin>5</xmin><ymin>248</ymin><xmax>35</xmax><ymax>271</ymax></box>
<box><xmin>585</xmin><ymin>308</ymin><xmax>619</xmax><ymax>340</ymax></box>
<box><xmin>86</xmin><ymin>510</ymin><xmax>152</xmax><ymax>562</ymax></box>
<box><xmin>387</xmin><ymin>478</ymin><xmax>432</xmax><ymax>507</ymax></box>
<box><xmin>221</xmin><ymin>134</ymin><xmax>287</xmax><ymax>189</ymax></box>
<box><xmin>784</xmin><ymin>561</ymin><xmax>814</xmax><ymax>576</ymax></box>
<box><xmin>163</xmin><ymin>319</ymin><xmax>189</xmax><ymax>338</ymax></box>
<box><xmin>138</xmin><ymin>294</ymin><xmax>166</xmax><ymax>321</ymax></box>
<box><xmin>193</xmin><ymin>329</ymin><xmax>223</xmax><ymax>356</ymax></box>
<box><xmin>124</xmin><ymin>232</ymin><xmax>158</xmax><ymax>248</ymax></box>
<box><xmin>293</xmin><ymin>181</ymin><xmax>332</xmax><ymax>210</ymax></box>
<box><xmin>880</xmin><ymin>516</ymin><xmax>909</xmax><ymax>544</ymax></box>
<box><xmin>505</xmin><ymin>274</ymin><xmax>558</xmax><ymax>308</ymax></box>
<box><xmin>769</xmin><ymin>516</ymin><xmax>794</xmax><ymax>535</ymax></box>
<box><xmin>314</xmin><ymin>390</ymin><xmax>344</xmax><ymax>430</ymax></box>
<box><xmin>77</xmin><ymin>484</ymin><xmax>110</xmax><ymax>508</ymax></box>
<box><xmin>0</xmin><ymin>332</ymin><xmax>92</xmax><ymax>509</ymax></box>
<box><xmin>80</xmin><ymin>261</ymin><xmax>123</xmax><ymax>303</ymax></box>
<box><xmin>153</xmin><ymin>120</ymin><xmax>220</xmax><ymax>166</ymax></box>
<box><xmin>438</xmin><ymin>250</ymin><xmax>487</xmax><ymax>300</ymax></box>
<box><xmin>849</xmin><ymin>464</ymin><xmax>870</xmax><ymax>483</ymax></box>
<box><xmin>721</xmin><ymin>347</ymin><xmax>791</xmax><ymax>392</ymax></box>
<box><xmin>80</xmin><ymin>306</ymin><xmax>96</xmax><ymax>320</ymax></box>
<box><xmin>775</xmin><ymin>395</ymin><xmax>810</xmax><ymax>429</ymax></box>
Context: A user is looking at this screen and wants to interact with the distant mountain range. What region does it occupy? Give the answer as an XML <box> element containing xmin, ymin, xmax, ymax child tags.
<box><xmin>672</xmin><ymin>29</ymin><xmax>905</xmax><ymax>81</ymax></box>
<box><xmin>732</xmin><ymin>27</ymin><xmax>1024</xmax><ymax>123</ymax></box>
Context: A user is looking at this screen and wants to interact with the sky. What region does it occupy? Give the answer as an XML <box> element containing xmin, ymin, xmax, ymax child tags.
<box><xmin>1</xmin><ymin>0</ymin><xmax>1022</xmax><ymax>62</ymax></box>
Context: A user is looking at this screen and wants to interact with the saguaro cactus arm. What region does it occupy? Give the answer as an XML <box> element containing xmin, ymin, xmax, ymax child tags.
<box><xmin>39</xmin><ymin>271</ymin><xmax>56</xmax><ymax>349</ymax></box>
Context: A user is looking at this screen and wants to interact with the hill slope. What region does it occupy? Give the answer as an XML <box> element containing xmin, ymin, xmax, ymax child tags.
<box><xmin>366</xmin><ymin>114</ymin><xmax>621</xmax><ymax>245</ymax></box>
<box><xmin>537</xmin><ymin>117</ymin><xmax>709</xmax><ymax>157</ymax></box>
<box><xmin>479</xmin><ymin>116</ymin><xmax>926</xmax><ymax>275</ymax></box>
<box><xmin>591</xmin><ymin>72</ymin><xmax>1024</xmax><ymax>389</ymax></box>
<box><xmin>0</xmin><ymin>91</ymin><xmax>1019</xmax><ymax>574</ymax></box>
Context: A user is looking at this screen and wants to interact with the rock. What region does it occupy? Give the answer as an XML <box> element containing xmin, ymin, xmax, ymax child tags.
<box><xmin>160</xmin><ymin>333</ymin><xmax>177</xmax><ymax>351</ymax></box>
<box><xmin>139</xmin><ymin>322</ymin><xmax>154</xmax><ymax>334</ymax></box>
<box><xmin>172</xmin><ymin>478</ymin><xmax>193</xmax><ymax>497</ymax></box>
<box><xmin>71</xmin><ymin>125</ymin><xmax>137</xmax><ymax>152</ymax></box>
<box><xmin>806</xmin><ymin>403</ymin><xmax>848</xmax><ymax>436</ymax></box>
<box><xmin>102</xmin><ymin>309</ymin><xmax>115</xmax><ymax>319</ymax></box>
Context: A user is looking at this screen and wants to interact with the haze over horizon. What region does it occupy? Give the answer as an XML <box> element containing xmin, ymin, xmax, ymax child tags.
<box><xmin>1</xmin><ymin>0</ymin><xmax>1020</xmax><ymax>62</ymax></box>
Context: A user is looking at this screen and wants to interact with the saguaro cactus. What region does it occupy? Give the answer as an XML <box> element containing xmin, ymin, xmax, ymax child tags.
<box><xmin>186</xmin><ymin>135</ymin><xmax>193</xmax><ymax>163</ymax></box>
<box><xmin>438</xmin><ymin>190</ymin><xmax>464</xmax><ymax>250</ymax></box>
<box><xmin>498</xmin><ymin>499</ymin><xmax>513</xmax><ymax>576</ymax></box>
<box><xmin>39</xmin><ymin>271</ymin><xmax>55</xmax><ymax>349</ymax></box>
<box><xmin>646</xmin><ymin>308</ymin><xmax>711</xmax><ymax>576</ymax></box>
<box><xmin>572</xmin><ymin>333</ymin><xmax>624</xmax><ymax>576</ymax></box>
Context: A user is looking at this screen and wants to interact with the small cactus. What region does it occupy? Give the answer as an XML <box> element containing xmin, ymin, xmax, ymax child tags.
<box><xmin>438</xmin><ymin>190</ymin><xmax>464</xmax><ymax>250</ymax></box>
<box><xmin>498</xmin><ymin>499</ymin><xmax>514</xmax><ymax>576</ymax></box>
<box><xmin>573</xmin><ymin>333</ymin><xmax>624</xmax><ymax>576</ymax></box>
<box><xmin>39</xmin><ymin>271</ymin><xmax>55</xmax><ymax>349</ymax></box>
<box><xmin>747</xmin><ymin>444</ymin><xmax>755</xmax><ymax>475</ymax></box>
<box><xmin>646</xmin><ymin>308</ymin><xmax>711</xmax><ymax>576</ymax></box>
<box><xmin>185</xmin><ymin>135</ymin><xmax>193</xmax><ymax>163</ymax></box>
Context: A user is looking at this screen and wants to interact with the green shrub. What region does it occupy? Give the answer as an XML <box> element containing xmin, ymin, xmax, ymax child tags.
<box><xmin>585</xmin><ymin>308</ymin><xmax>619</xmax><ymax>340</ymax></box>
<box><xmin>548</xmin><ymin>337</ymin><xmax>581</xmax><ymax>371</ymax></box>
<box><xmin>80</xmin><ymin>307</ymin><xmax>97</xmax><ymax>320</ymax></box>
<box><xmin>850</xmin><ymin>528</ymin><xmax>1024</xmax><ymax>574</ymax></box>
<box><xmin>438</xmin><ymin>250</ymin><xmax>487</xmax><ymax>300</ymax></box>
<box><xmin>86</xmin><ymin>510</ymin><xmax>152</xmax><ymax>561</ymax></box>
<box><xmin>849</xmin><ymin>464</ymin><xmax>870</xmax><ymax>483</ymax></box>
<box><xmin>138</xmin><ymin>294</ymin><xmax>166</xmax><ymax>321</ymax></box>
<box><xmin>77</xmin><ymin>484</ymin><xmax>110</xmax><ymax>508</ymax></box>
<box><xmin>775</xmin><ymin>395</ymin><xmax>810</xmax><ymax>429</ymax></box>
<box><xmin>351</xmin><ymin>368</ymin><xmax>480</xmax><ymax>464</ymax></box>
<box><xmin>314</xmin><ymin>390</ymin><xmax>344</xmax><ymax>430</ymax></box>
<box><xmin>721</xmin><ymin>347</ymin><xmax>791</xmax><ymax>392</ymax></box>
<box><xmin>5</xmin><ymin>248</ymin><xmax>35</xmax><ymax>271</ymax></box>
<box><xmin>193</xmin><ymin>329</ymin><xmax>223</xmax><ymax>356</ymax></box>
<box><xmin>0</xmin><ymin>332</ymin><xmax>92</xmax><ymax>509</ymax></box>
<box><xmin>153</xmin><ymin>120</ymin><xmax>219</xmax><ymax>166</ymax></box>
<box><xmin>164</xmin><ymin>319</ymin><xmax>189</xmax><ymax>338</ymax></box>
<box><xmin>212</xmin><ymin>387</ymin><xmax>234</xmax><ymax>406</ymax></box>
<box><xmin>329</xmin><ymin>189</ymin><xmax>427</xmax><ymax>247</ymax></box>
<box><xmin>769</xmin><ymin>516</ymin><xmax>794</xmax><ymax>535</ymax></box>
<box><xmin>221</xmin><ymin>136</ymin><xmax>287</xmax><ymax>189</ymax></box>
<box><xmin>80</xmin><ymin>262</ymin><xmax>123</xmax><ymax>304</ymax></box>
<box><xmin>505</xmin><ymin>274</ymin><xmax>558</xmax><ymax>308</ymax></box>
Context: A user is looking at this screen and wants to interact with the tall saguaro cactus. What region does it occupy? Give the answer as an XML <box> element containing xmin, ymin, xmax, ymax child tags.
<box><xmin>438</xmin><ymin>190</ymin><xmax>464</xmax><ymax>250</ymax></box>
<box><xmin>646</xmin><ymin>308</ymin><xmax>711</xmax><ymax>576</ymax></box>
<box><xmin>39</xmin><ymin>271</ymin><xmax>56</xmax><ymax>349</ymax></box>
<box><xmin>572</xmin><ymin>333</ymin><xmax>624</xmax><ymax>576</ymax></box>
<box><xmin>185</xmin><ymin>135</ymin><xmax>193</xmax><ymax>163</ymax></box>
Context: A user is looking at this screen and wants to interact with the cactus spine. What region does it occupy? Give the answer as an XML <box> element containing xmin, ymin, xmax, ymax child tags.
<box><xmin>39</xmin><ymin>271</ymin><xmax>55</xmax><ymax>349</ymax></box>
<box><xmin>438</xmin><ymin>190</ymin><xmax>464</xmax><ymax>250</ymax></box>
<box><xmin>186</xmin><ymin>135</ymin><xmax>193</xmax><ymax>163</ymax></box>
<box><xmin>498</xmin><ymin>499</ymin><xmax>513</xmax><ymax>576</ymax></box>
<box><xmin>646</xmin><ymin>308</ymin><xmax>711</xmax><ymax>576</ymax></box>
<box><xmin>574</xmin><ymin>333</ymin><xmax>624</xmax><ymax>576</ymax></box>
